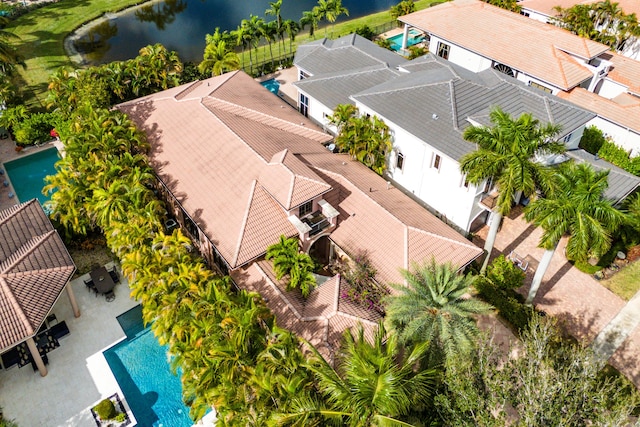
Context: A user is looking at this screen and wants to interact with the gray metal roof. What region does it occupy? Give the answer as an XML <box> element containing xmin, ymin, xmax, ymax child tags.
<box><xmin>293</xmin><ymin>65</ymin><xmax>402</xmax><ymax>110</ymax></box>
<box><xmin>294</xmin><ymin>33</ymin><xmax>408</xmax><ymax>76</ymax></box>
<box><xmin>565</xmin><ymin>149</ymin><xmax>640</xmax><ymax>203</ymax></box>
<box><xmin>353</xmin><ymin>58</ymin><xmax>595</xmax><ymax>161</ymax></box>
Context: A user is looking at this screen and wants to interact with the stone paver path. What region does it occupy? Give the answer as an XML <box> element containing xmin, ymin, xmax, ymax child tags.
<box><xmin>475</xmin><ymin>207</ymin><xmax>640</xmax><ymax>388</ymax></box>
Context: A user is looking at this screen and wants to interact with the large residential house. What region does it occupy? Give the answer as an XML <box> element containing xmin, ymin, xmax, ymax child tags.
<box><xmin>398</xmin><ymin>0</ymin><xmax>640</xmax><ymax>155</ymax></box>
<box><xmin>116</xmin><ymin>71</ymin><xmax>482</xmax><ymax>350</ymax></box>
<box><xmin>519</xmin><ymin>0</ymin><xmax>640</xmax><ymax>60</ymax></box>
<box><xmin>293</xmin><ymin>34</ymin><xmax>604</xmax><ymax>232</ymax></box>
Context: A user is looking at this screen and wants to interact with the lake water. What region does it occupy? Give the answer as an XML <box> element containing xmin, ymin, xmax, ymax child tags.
<box><xmin>74</xmin><ymin>0</ymin><xmax>398</xmax><ymax>65</ymax></box>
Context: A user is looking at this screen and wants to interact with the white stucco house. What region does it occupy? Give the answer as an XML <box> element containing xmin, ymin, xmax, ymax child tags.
<box><xmin>290</xmin><ymin>34</ymin><xmax>638</xmax><ymax>234</ymax></box>
<box><xmin>397</xmin><ymin>0</ymin><xmax>640</xmax><ymax>156</ymax></box>
<box><xmin>519</xmin><ymin>0</ymin><xmax>640</xmax><ymax>60</ymax></box>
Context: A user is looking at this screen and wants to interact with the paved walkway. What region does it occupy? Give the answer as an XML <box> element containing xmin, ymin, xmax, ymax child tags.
<box><xmin>474</xmin><ymin>206</ymin><xmax>640</xmax><ymax>388</ymax></box>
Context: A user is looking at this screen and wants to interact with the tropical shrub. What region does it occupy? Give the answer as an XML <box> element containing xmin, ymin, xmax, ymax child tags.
<box><xmin>334</xmin><ymin>250</ymin><xmax>388</xmax><ymax>314</ymax></box>
<box><xmin>266</xmin><ymin>235</ymin><xmax>316</xmax><ymax>297</ymax></box>
<box><xmin>354</xmin><ymin>25</ymin><xmax>375</xmax><ymax>40</ymax></box>
<box><xmin>93</xmin><ymin>399</ymin><xmax>117</xmax><ymax>420</ymax></box>
<box><xmin>12</xmin><ymin>112</ymin><xmax>58</xmax><ymax>145</ymax></box>
<box><xmin>597</xmin><ymin>140</ymin><xmax>640</xmax><ymax>176</ymax></box>
<box><xmin>579</xmin><ymin>125</ymin><xmax>606</xmax><ymax>154</ymax></box>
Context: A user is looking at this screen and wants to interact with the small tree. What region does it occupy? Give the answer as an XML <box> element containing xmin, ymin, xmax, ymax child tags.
<box><xmin>390</xmin><ymin>0</ymin><xmax>416</xmax><ymax>20</ymax></box>
<box><xmin>266</xmin><ymin>235</ymin><xmax>316</xmax><ymax>297</ymax></box>
<box><xmin>93</xmin><ymin>398</ymin><xmax>117</xmax><ymax>420</ymax></box>
<box><xmin>578</xmin><ymin>125</ymin><xmax>606</xmax><ymax>154</ymax></box>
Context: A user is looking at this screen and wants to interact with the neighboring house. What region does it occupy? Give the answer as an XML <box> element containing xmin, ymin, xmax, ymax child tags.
<box><xmin>397</xmin><ymin>0</ymin><xmax>640</xmax><ymax>155</ymax></box>
<box><xmin>399</xmin><ymin>0</ymin><xmax>612</xmax><ymax>95</ymax></box>
<box><xmin>0</xmin><ymin>199</ymin><xmax>78</xmax><ymax>377</ymax></box>
<box><xmin>519</xmin><ymin>0</ymin><xmax>640</xmax><ymax>60</ymax></box>
<box><xmin>293</xmin><ymin>36</ymin><xmax>597</xmax><ymax>232</ymax></box>
<box><xmin>117</xmin><ymin>71</ymin><xmax>482</xmax><ymax>350</ymax></box>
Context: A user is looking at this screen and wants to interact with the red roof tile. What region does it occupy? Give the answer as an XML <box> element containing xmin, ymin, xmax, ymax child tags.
<box><xmin>0</xmin><ymin>200</ymin><xmax>76</xmax><ymax>351</ymax></box>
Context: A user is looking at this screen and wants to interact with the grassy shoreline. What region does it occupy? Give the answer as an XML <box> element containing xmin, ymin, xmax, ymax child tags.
<box><xmin>11</xmin><ymin>0</ymin><xmax>439</xmax><ymax>104</ymax></box>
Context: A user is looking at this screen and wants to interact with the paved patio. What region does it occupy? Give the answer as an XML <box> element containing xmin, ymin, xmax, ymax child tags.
<box><xmin>474</xmin><ymin>206</ymin><xmax>640</xmax><ymax>388</ymax></box>
<box><xmin>0</xmin><ymin>264</ymin><xmax>138</xmax><ymax>427</ymax></box>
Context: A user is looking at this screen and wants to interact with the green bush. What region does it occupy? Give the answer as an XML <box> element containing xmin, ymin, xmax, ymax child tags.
<box><xmin>598</xmin><ymin>140</ymin><xmax>640</xmax><ymax>176</ymax></box>
<box><xmin>93</xmin><ymin>398</ymin><xmax>117</xmax><ymax>420</ymax></box>
<box><xmin>579</xmin><ymin>125</ymin><xmax>606</xmax><ymax>154</ymax></box>
<box><xmin>12</xmin><ymin>112</ymin><xmax>57</xmax><ymax>146</ymax></box>
<box><xmin>114</xmin><ymin>412</ymin><xmax>126</xmax><ymax>422</ymax></box>
<box><xmin>355</xmin><ymin>25</ymin><xmax>376</xmax><ymax>40</ymax></box>
<box><xmin>572</xmin><ymin>260</ymin><xmax>602</xmax><ymax>274</ymax></box>
<box><xmin>476</xmin><ymin>276</ymin><xmax>536</xmax><ymax>332</ymax></box>
<box><xmin>485</xmin><ymin>255</ymin><xmax>525</xmax><ymax>291</ymax></box>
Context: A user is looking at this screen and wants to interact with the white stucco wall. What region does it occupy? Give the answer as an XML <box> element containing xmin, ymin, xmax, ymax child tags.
<box><xmin>588</xmin><ymin>118</ymin><xmax>640</xmax><ymax>157</ymax></box>
<box><xmin>596</xmin><ymin>78</ymin><xmax>629</xmax><ymax>100</ymax></box>
<box><xmin>520</xmin><ymin>8</ymin><xmax>551</xmax><ymax>23</ymax></box>
<box><xmin>427</xmin><ymin>35</ymin><xmax>492</xmax><ymax>73</ymax></box>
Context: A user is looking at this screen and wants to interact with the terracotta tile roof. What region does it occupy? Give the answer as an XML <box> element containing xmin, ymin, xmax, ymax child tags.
<box><xmin>260</xmin><ymin>149</ymin><xmax>332</xmax><ymax>210</ymax></box>
<box><xmin>118</xmin><ymin>71</ymin><xmax>481</xmax><ymax>277</ymax></box>
<box><xmin>399</xmin><ymin>0</ymin><xmax>609</xmax><ymax>89</ymax></box>
<box><xmin>0</xmin><ymin>200</ymin><xmax>76</xmax><ymax>352</ymax></box>
<box><xmin>233</xmin><ymin>261</ymin><xmax>380</xmax><ymax>353</ymax></box>
<box><xmin>557</xmin><ymin>87</ymin><xmax>640</xmax><ymax>133</ymax></box>
<box><xmin>520</xmin><ymin>0</ymin><xmax>640</xmax><ymax>18</ymax></box>
<box><xmin>601</xmin><ymin>51</ymin><xmax>640</xmax><ymax>95</ymax></box>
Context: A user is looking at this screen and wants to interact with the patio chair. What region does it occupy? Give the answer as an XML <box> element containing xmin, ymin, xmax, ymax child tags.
<box><xmin>46</xmin><ymin>313</ymin><xmax>58</xmax><ymax>327</ymax></box>
<box><xmin>84</xmin><ymin>279</ymin><xmax>98</xmax><ymax>296</ymax></box>
<box><xmin>1</xmin><ymin>348</ymin><xmax>20</xmax><ymax>369</ymax></box>
<box><xmin>108</xmin><ymin>267</ymin><xmax>120</xmax><ymax>284</ymax></box>
<box><xmin>49</xmin><ymin>321</ymin><xmax>70</xmax><ymax>340</ymax></box>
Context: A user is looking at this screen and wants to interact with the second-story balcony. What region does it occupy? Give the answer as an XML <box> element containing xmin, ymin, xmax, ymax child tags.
<box><xmin>302</xmin><ymin>211</ymin><xmax>331</xmax><ymax>236</ymax></box>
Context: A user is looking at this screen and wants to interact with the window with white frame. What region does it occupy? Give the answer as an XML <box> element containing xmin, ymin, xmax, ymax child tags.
<box><xmin>396</xmin><ymin>152</ymin><xmax>405</xmax><ymax>170</ymax></box>
<box><xmin>437</xmin><ymin>42</ymin><xmax>450</xmax><ymax>60</ymax></box>
<box><xmin>299</xmin><ymin>200</ymin><xmax>313</xmax><ymax>217</ymax></box>
<box><xmin>461</xmin><ymin>175</ymin><xmax>470</xmax><ymax>189</ymax></box>
<box><xmin>432</xmin><ymin>154</ymin><xmax>441</xmax><ymax>171</ymax></box>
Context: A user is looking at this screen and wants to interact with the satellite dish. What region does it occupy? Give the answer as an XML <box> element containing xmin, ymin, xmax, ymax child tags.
<box><xmin>327</xmin><ymin>143</ymin><xmax>336</xmax><ymax>152</ymax></box>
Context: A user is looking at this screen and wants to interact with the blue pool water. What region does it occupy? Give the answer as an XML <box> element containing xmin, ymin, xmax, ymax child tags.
<box><xmin>3</xmin><ymin>147</ymin><xmax>59</xmax><ymax>206</ymax></box>
<box><xmin>260</xmin><ymin>78</ymin><xmax>280</xmax><ymax>95</ymax></box>
<box><xmin>388</xmin><ymin>32</ymin><xmax>425</xmax><ymax>52</ymax></box>
<box><xmin>104</xmin><ymin>305</ymin><xmax>192</xmax><ymax>427</ymax></box>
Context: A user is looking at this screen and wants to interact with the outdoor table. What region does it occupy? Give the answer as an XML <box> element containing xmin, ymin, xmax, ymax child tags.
<box><xmin>90</xmin><ymin>266</ymin><xmax>116</xmax><ymax>295</ymax></box>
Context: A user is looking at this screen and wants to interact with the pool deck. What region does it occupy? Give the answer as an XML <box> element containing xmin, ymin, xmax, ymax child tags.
<box><xmin>0</xmin><ymin>264</ymin><xmax>139</xmax><ymax>426</ymax></box>
<box><xmin>256</xmin><ymin>66</ymin><xmax>300</xmax><ymax>108</ymax></box>
<box><xmin>0</xmin><ymin>137</ymin><xmax>62</xmax><ymax>212</ymax></box>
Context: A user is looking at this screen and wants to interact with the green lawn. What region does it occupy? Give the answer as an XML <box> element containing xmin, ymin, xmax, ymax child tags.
<box><xmin>600</xmin><ymin>260</ymin><xmax>640</xmax><ymax>300</ymax></box>
<box><xmin>10</xmin><ymin>0</ymin><xmax>145</xmax><ymax>106</ymax></box>
<box><xmin>11</xmin><ymin>0</ymin><xmax>443</xmax><ymax>105</ymax></box>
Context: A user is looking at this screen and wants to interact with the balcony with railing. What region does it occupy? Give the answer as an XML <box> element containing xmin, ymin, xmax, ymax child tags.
<box><xmin>302</xmin><ymin>211</ymin><xmax>331</xmax><ymax>236</ymax></box>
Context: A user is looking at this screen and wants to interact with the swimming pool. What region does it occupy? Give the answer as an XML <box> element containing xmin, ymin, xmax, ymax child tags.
<box><xmin>387</xmin><ymin>31</ymin><xmax>426</xmax><ymax>52</ymax></box>
<box><xmin>104</xmin><ymin>305</ymin><xmax>192</xmax><ymax>427</ymax></box>
<box><xmin>3</xmin><ymin>147</ymin><xmax>59</xmax><ymax>205</ymax></box>
<box><xmin>260</xmin><ymin>78</ymin><xmax>280</xmax><ymax>95</ymax></box>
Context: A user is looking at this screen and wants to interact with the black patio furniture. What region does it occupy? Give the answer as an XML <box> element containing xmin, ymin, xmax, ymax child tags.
<box><xmin>46</xmin><ymin>313</ymin><xmax>58</xmax><ymax>327</ymax></box>
<box><xmin>108</xmin><ymin>267</ymin><xmax>120</xmax><ymax>284</ymax></box>
<box><xmin>90</xmin><ymin>266</ymin><xmax>116</xmax><ymax>295</ymax></box>
<box><xmin>1</xmin><ymin>348</ymin><xmax>20</xmax><ymax>369</ymax></box>
<box><xmin>84</xmin><ymin>278</ymin><xmax>98</xmax><ymax>296</ymax></box>
<box><xmin>49</xmin><ymin>321</ymin><xmax>70</xmax><ymax>340</ymax></box>
<box><xmin>105</xmin><ymin>290</ymin><xmax>116</xmax><ymax>302</ymax></box>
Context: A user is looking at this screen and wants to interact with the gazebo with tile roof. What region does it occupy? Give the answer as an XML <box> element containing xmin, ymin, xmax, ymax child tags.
<box><xmin>0</xmin><ymin>199</ymin><xmax>79</xmax><ymax>376</ymax></box>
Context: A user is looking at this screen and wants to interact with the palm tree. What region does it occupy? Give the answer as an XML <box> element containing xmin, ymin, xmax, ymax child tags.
<box><xmin>199</xmin><ymin>39</ymin><xmax>240</xmax><ymax>76</ymax></box>
<box><xmin>300</xmin><ymin>9</ymin><xmax>321</xmax><ymax>38</ymax></box>
<box><xmin>276</xmin><ymin>323</ymin><xmax>437</xmax><ymax>426</ymax></box>
<box><xmin>314</xmin><ymin>0</ymin><xmax>349</xmax><ymax>36</ymax></box>
<box><xmin>0</xmin><ymin>16</ymin><xmax>25</xmax><ymax>74</ymax></box>
<box><xmin>266</xmin><ymin>235</ymin><xmax>299</xmax><ymax>280</ymax></box>
<box><xmin>390</xmin><ymin>0</ymin><xmax>416</xmax><ymax>20</ymax></box>
<box><xmin>289</xmin><ymin>252</ymin><xmax>316</xmax><ymax>298</ymax></box>
<box><xmin>384</xmin><ymin>260</ymin><xmax>492</xmax><ymax>366</ymax></box>
<box><xmin>282</xmin><ymin>19</ymin><xmax>300</xmax><ymax>55</ymax></box>
<box><xmin>523</xmin><ymin>162</ymin><xmax>625</xmax><ymax>304</ymax></box>
<box><xmin>265</xmin><ymin>0</ymin><xmax>284</xmax><ymax>53</ymax></box>
<box><xmin>231</xmin><ymin>25</ymin><xmax>251</xmax><ymax>71</ymax></box>
<box><xmin>460</xmin><ymin>107</ymin><xmax>564</xmax><ymax>272</ymax></box>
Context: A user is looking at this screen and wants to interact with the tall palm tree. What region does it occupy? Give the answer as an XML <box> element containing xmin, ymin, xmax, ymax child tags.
<box><xmin>523</xmin><ymin>162</ymin><xmax>625</xmax><ymax>304</ymax></box>
<box><xmin>265</xmin><ymin>0</ymin><xmax>284</xmax><ymax>53</ymax></box>
<box><xmin>384</xmin><ymin>260</ymin><xmax>492</xmax><ymax>366</ymax></box>
<box><xmin>231</xmin><ymin>25</ymin><xmax>251</xmax><ymax>71</ymax></box>
<box><xmin>282</xmin><ymin>19</ymin><xmax>300</xmax><ymax>55</ymax></box>
<box><xmin>300</xmin><ymin>9</ymin><xmax>321</xmax><ymax>38</ymax></box>
<box><xmin>198</xmin><ymin>39</ymin><xmax>240</xmax><ymax>76</ymax></box>
<box><xmin>276</xmin><ymin>323</ymin><xmax>437</xmax><ymax>426</ymax></box>
<box><xmin>460</xmin><ymin>107</ymin><xmax>564</xmax><ymax>272</ymax></box>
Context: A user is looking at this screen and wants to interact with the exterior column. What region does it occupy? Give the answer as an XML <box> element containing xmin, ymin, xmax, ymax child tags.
<box><xmin>25</xmin><ymin>337</ymin><xmax>47</xmax><ymax>377</ymax></box>
<box><xmin>66</xmin><ymin>282</ymin><xmax>81</xmax><ymax>318</ymax></box>
<box><xmin>401</xmin><ymin>24</ymin><xmax>410</xmax><ymax>50</ymax></box>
